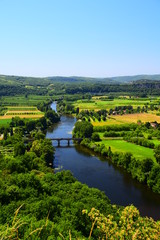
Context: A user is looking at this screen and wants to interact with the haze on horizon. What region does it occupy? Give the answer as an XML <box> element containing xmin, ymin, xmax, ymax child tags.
<box><xmin>0</xmin><ymin>0</ymin><xmax>160</xmax><ymax>78</ymax></box>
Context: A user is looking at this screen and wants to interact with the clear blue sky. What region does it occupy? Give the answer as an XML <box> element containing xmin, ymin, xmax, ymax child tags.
<box><xmin>0</xmin><ymin>0</ymin><xmax>160</xmax><ymax>77</ymax></box>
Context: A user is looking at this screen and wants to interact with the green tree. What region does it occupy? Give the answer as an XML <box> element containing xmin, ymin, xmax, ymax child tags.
<box><xmin>154</xmin><ymin>145</ymin><xmax>160</xmax><ymax>164</ymax></box>
<box><xmin>91</xmin><ymin>132</ymin><xmax>101</xmax><ymax>141</ymax></box>
<box><xmin>31</xmin><ymin>139</ymin><xmax>54</xmax><ymax>162</ymax></box>
<box><xmin>45</xmin><ymin>110</ymin><xmax>60</xmax><ymax>123</ymax></box>
<box><xmin>73</xmin><ymin>121</ymin><xmax>93</xmax><ymax>138</ymax></box>
<box><xmin>14</xmin><ymin>142</ymin><xmax>26</xmax><ymax>156</ymax></box>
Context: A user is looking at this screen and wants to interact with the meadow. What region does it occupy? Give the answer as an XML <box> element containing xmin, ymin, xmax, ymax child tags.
<box><xmin>0</xmin><ymin>95</ymin><xmax>51</xmax><ymax>106</ymax></box>
<box><xmin>98</xmin><ymin>139</ymin><xmax>155</xmax><ymax>161</ymax></box>
<box><xmin>73</xmin><ymin>97</ymin><xmax>157</xmax><ymax>111</ymax></box>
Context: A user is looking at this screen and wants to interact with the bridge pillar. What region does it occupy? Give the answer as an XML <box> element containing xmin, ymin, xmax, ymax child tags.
<box><xmin>58</xmin><ymin>140</ymin><xmax>60</xmax><ymax>147</ymax></box>
<box><xmin>68</xmin><ymin>140</ymin><xmax>70</xmax><ymax>146</ymax></box>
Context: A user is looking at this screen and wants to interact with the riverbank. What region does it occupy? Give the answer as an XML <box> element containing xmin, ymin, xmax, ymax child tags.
<box><xmin>80</xmin><ymin>137</ymin><xmax>160</xmax><ymax>195</ymax></box>
<box><xmin>47</xmin><ymin>103</ymin><xmax>160</xmax><ymax>220</ymax></box>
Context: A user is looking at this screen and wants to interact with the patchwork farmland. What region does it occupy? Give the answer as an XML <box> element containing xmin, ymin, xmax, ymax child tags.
<box><xmin>0</xmin><ymin>106</ymin><xmax>44</xmax><ymax>120</ymax></box>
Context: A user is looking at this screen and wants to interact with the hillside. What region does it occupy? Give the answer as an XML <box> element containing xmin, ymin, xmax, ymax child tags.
<box><xmin>0</xmin><ymin>74</ymin><xmax>160</xmax><ymax>97</ymax></box>
<box><xmin>48</xmin><ymin>74</ymin><xmax>160</xmax><ymax>83</ymax></box>
<box><xmin>0</xmin><ymin>74</ymin><xmax>160</xmax><ymax>86</ymax></box>
<box><xmin>110</xmin><ymin>74</ymin><xmax>160</xmax><ymax>83</ymax></box>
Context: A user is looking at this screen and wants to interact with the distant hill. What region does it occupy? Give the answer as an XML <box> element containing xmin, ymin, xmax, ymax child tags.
<box><xmin>0</xmin><ymin>75</ymin><xmax>51</xmax><ymax>86</ymax></box>
<box><xmin>0</xmin><ymin>74</ymin><xmax>160</xmax><ymax>96</ymax></box>
<box><xmin>46</xmin><ymin>74</ymin><xmax>160</xmax><ymax>84</ymax></box>
<box><xmin>0</xmin><ymin>74</ymin><xmax>160</xmax><ymax>86</ymax></box>
<box><xmin>110</xmin><ymin>74</ymin><xmax>160</xmax><ymax>83</ymax></box>
<box><xmin>47</xmin><ymin>76</ymin><xmax>116</xmax><ymax>84</ymax></box>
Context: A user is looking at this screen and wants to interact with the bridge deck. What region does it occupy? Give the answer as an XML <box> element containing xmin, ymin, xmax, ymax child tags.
<box><xmin>24</xmin><ymin>137</ymin><xmax>83</xmax><ymax>146</ymax></box>
<box><xmin>49</xmin><ymin>138</ymin><xmax>82</xmax><ymax>141</ymax></box>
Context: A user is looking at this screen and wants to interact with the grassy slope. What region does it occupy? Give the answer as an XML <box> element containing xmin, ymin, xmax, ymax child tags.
<box><xmin>98</xmin><ymin>139</ymin><xmax>155</xmax><ymax>161</ymax></box>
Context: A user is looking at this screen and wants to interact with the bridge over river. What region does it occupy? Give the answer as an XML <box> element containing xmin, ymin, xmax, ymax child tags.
<box><xmin>49</xmin><ymin>138</ymin><xmax>83</xmax><ymax>146</ymax></box>
<box><xmin>24</xmin><ymin>137</ymin><xmax>83</xmax><ymax>147</ymax></box>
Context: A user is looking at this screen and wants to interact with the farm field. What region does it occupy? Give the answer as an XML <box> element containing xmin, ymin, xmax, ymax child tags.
<box><xmin>6</xmin><ymin>110</ymin><xmax>43</xmax><ymax>115</ymax></box>
<box><xmin>7</xmin><ymin>106</ymin><xmax>37</xmax><ymax>111</ymax></box>
<box><xmin>0</xmin><ymin>115</ymin><xmax>44</xmax><ymax>119</ymax></box>
<box><xmin>0</xmin><ymin>106</ymin><xmax>44</xmax><ymax>120</ymax></box>
<box><xmin>91</xmin><ymin>113</ymin><xmax>160</xmax><ymax>126</ymax></box>
<box><xmin>0</xmin><ymin>95</ymin><xmax>52</xmax><ymax>106</ymax></box>
<box><xmin>73</xmin><ymin>97</ymin><xmax>157</xmax><ymax>111</ymax></box>
<box><xmin>98</xmin><ymin>139</ymin><xmax>155</xmax><ymax>161</ymax></box>
<box><xmin>0</xmin><ymin>95</ymin><xmax>47</xmax><ymax>120</ymax></box>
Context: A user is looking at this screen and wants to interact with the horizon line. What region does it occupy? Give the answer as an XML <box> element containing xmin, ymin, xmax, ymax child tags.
<box><xmin>0</xmin><ymin>73</ymin><xmax>160</xmax><ymax>79</ymax></box>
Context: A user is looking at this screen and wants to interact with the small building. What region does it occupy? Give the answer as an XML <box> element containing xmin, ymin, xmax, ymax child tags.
<box><xmin>150</xmin><ymin>122</ymin><xmax>159</xmax><ymax>128</ymax></box>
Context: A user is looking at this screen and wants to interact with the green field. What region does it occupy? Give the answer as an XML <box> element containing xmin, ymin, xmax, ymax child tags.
<box><xmin>0</xmin><ymin>119</ymin><xmax>11</xmax><ymax>126</ymax></box>
<box><xmin>7</xmin><ymin>106</ymin><xmax>37</xmax><ymax>111</ymax></box>
<box><xmin>74</xmin><ymin>97</ymin><xmax>154</xmax><ymax>111</ymax></box>
<box><xmin>98</xmin><ymin>139</ymin><xmax>155</xmax><ymax>161</ymax></box>
<box><xmin>1</xmin><ymin>95</ymin><xmax>52</xmax><ymax>106</ymax></box>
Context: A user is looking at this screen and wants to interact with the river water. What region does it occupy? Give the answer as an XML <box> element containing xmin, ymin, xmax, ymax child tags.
<box><xmin>46</xmin><ymin>103</ymin><xmax>160</xmax><ymax>220</ymax></box>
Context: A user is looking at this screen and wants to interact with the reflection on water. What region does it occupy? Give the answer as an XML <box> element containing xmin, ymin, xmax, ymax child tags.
<box><xmin>46</xmin><ymin>103</ymin><xmax>160</xmax><ymax>220</ymax></box>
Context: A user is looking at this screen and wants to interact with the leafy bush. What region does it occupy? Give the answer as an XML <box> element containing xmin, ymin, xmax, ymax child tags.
<box><xmin>73</xmin><ymin>121</ymin><xmax>93</xmax><ymax>138</ymax></box>
<box><xmin>91</xmin><ymin>132</ymin><xmax>101</xmax><ymax>141</ymax></box>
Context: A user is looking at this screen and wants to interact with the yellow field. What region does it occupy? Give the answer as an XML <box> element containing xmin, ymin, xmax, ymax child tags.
<box><xmin>6</xmin><ymin>110</ymin><xmax>41</xmax><ymax>114</ymax></box>
<box><xmin>92</xmin><ymin>113</ymin><xmax>160</xmax><ymax>126</ymax></box>
<box><xmin>1</xmin><ymin>106</ymin><xmax>44</xmax><ymax>119</ymax></box>
<box><xmin>0</xmin><ymin>114</ymin><xmax>44</xmax><ymax>120</ymax></box>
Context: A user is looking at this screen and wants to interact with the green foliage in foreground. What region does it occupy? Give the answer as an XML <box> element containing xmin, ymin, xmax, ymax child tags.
<box><xmin>83</xmin><ymin>206</ymin><xmax>160</xmax><ymax>239</ymax></box>
<box><xmin>0</xmin><ymin>140</ymin><xmax>117</xmax><ymax>239</ymax></box>
<box><xmin>0</xmin><ymin>112</ymin><xmax>159</xmax><ymax>238</ymax></box>
<box><xmin>0</xmin><ymin>148</ymin><xmax>159</xmax><ymax>239</ymax></box>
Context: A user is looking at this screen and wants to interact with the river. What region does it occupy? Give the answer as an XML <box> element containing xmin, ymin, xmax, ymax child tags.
<box><xmin>46</xmin><ymin>102</ymin><xmax>160</xmax><ymax>220</ymax></box>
